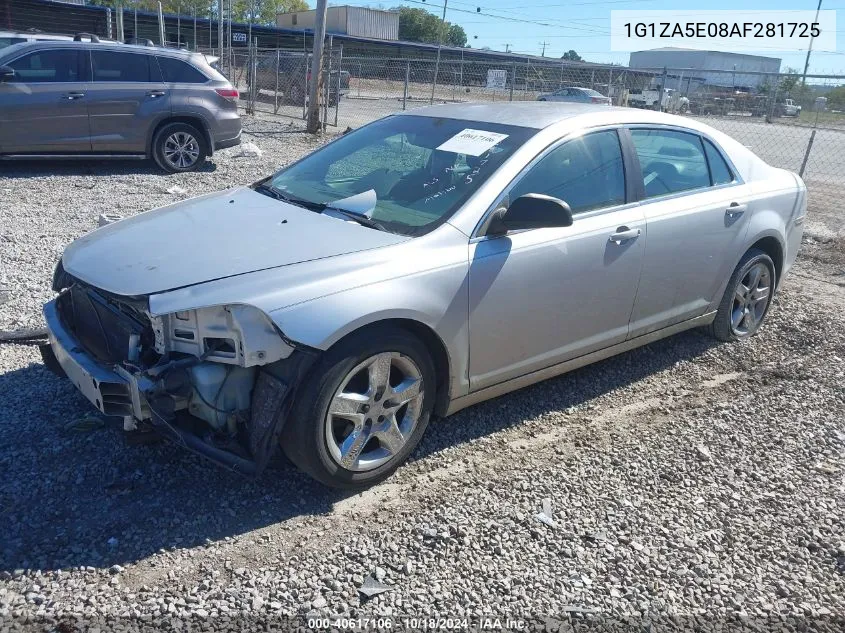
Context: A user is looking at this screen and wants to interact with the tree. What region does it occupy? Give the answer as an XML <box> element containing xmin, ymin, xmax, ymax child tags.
<box><xmin>89</xmin><ymin>0</ymin><xmax>307</xmax><ymax>25</ymax></box>
<box><xmin>447</xmin><ymin>23</ymin><xmax>467</xmax><ymax>48</ymax></box>
<box><xmin>394</xmin><ymin>6</ymin><xmax>466</xmax><ymax>46</ymax></box>
<box><xmin>232</xmin><ymin>0</ymin><xmax>308</xmax><ymax>25</ymax></box>
<box><xmin>778</xmin><ymin>67</ymin><xmax>801</xmax><ymax>96</ymax></box>
<box><xmin>826</xmin><ymin>85</ymin><xmax>845</xmax><ymax>109</ymax></box>
<box><xmin>561</xmin><ymin>49</ymin><xmax>582</xmax><ymax>62</ymax></box>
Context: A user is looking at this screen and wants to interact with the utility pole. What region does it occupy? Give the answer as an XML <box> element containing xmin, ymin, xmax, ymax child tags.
<box><xmin>116</xmin><ymin>1</ymin><xmax>124</xmax><ymax>42</ymax></box>
<box><xmin>539</xmin><ymin>41</ymin><xmax>549</xmax><ymax>57</ymax></box>
<box><xmin>503</xmin><ymin>43</ymin><xmax>510</xmax><ymax>53</ymax></box>
<box><xmin>218</xmin><ymin>0</ymin><xmax>224</xmax><ymax>61</ymax></box>
<box><xmin>429</xmin><ymin>0</ymin><xmax>449</xmax><ymax>104</ymax></box>
<box><xmin>158</xmin><ymin>1</ymin><xmax>165</xmax><ymax>46</ymax></box>
<box><xmin>802</xmin><ymin>0</ymin><xmax>823</xmax><ymax>86</ymax></box>
<box><xmin>306</xmin><ymin>0</ymin><xmax>329</xmax><ymax>133</ymax></box>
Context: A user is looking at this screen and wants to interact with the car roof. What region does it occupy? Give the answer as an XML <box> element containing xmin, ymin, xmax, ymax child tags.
<box><xmin>399</xmin><ymin>102</ymin><xmax>700</xmax><ymax>131</ymax></box>
<box><xmin>0</xmin><ymin>40</ymin><xmax>208</xmax><ymax>63</ymax></box>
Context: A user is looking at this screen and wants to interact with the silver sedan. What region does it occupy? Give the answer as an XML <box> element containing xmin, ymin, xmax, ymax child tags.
<box><xmin>538</xmin><ymin>86</ymin><xmax>612</xmax><ymax>105</ymax></box>
<box><xmin>42</xmin><ymin>102</ymin><xmax>806</xmax><ymax>488</ymax></box>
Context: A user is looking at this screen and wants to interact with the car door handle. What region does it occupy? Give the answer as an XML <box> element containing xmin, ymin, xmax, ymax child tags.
<box><xmin>63</xmin><ymin>91</ymin><xmax>85</xmax><ymax>100</ymax></box>
<box><xmin>609</xmin><ymin>227</ymin><xmax>641</xmax><ymax>244</ymax></box>
<box><xmin>726</xmin><ymin>203</ymin><xmax>747</xmax><ymax>218</ymax></box>
<box><xmin>147</xmin><ymin>90</ymin><xmax>166</xmax><ymax>97</ymax></box>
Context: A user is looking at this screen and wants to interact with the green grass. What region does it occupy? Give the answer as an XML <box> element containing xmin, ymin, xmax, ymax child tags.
<box><xmin>797</xmin><ymin>109</ymin><xmax>845</xmax><ymax>126</ymax></box>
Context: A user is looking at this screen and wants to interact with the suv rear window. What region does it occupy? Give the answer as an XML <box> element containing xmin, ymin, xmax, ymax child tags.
<box><xmin>157</xmin><ymin>56</ymin><xmax>207</xmax><ymax>83</ymax></box>
<box><xmin>92</xmin><ymin>51</ymin><xmax>151</xmax><ymax>82</ymax></box>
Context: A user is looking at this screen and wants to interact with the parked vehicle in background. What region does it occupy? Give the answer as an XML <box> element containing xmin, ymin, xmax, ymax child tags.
<box><xmin>779</xmin><ymin>98</ymin><xmax>802</xmax><ymax>117</ymax></box>
<box><xmin>0</xmin><ymin>39</ymin><xmax>240</xmax><ymax>172</ymax></box>
<box><xmin>537</xmin><ymin>86</ymin><xmax>611</xmax><ymax>105</ymax></box>
<box><xmin>247</xmin><ymin>51</ymin><xmax>350</xmax><ymax>106</ymax></box>
<box><xmin>40</xmin><ymin>103</ymin><xmax>806</xmax><ymax>488</ymax></box>
<box><xmin>629</xmin><ymin>87</ymin><xmax>674</xmax><ymax>110</ymax></box>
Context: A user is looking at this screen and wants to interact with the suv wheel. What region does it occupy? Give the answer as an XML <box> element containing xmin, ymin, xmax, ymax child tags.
<box><xmin>153</xmin><ymin>122</ymin><xmax>207</xmax><ymax>173</ymax></box>
<box><xmin>281</xmin><ymin>326</ymin><xmax>435</xmax><ymax>489</ymax></box>
<box><xmin>710</xmin><ymin>248</ymin><xmax>776</xmax><ymax>342</ymax></box>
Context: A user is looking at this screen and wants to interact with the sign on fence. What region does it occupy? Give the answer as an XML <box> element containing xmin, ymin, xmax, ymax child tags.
<box><xmin>486</xmin><ymin>69</ymin><xmax>507</xmax><ymax>90</ymax></box>
<box><xmin>232</xmin><ymin>32</ymin><xmax>247</xmax><ymax>45</ymax></box>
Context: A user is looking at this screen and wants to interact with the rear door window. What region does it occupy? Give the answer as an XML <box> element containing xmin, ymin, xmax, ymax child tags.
<box><xmin>8</xmin><ymin>49</ymin><xmax>80</xmax><ymax>82</ymax></box>
<box><xmin>703</xmin><ymin>138</ymin><xmax>735</xmax><ymax>185</ymax></box>
<box><xmin>630</xmin><ymin>129</ymin><xmax>711</xmax><ymax>198</ymax></box>
<box><xmin>91</xmin><ymin>51</ymin><xmax>151</xmax><ymax>82</ymax></box>
<box><xmin>157</xmin><ymin>56</ymin><xmax>208</xmax><ymax>83</ymax></box>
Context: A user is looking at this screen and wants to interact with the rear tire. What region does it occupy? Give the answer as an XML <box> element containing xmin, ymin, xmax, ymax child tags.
<box><xmin>281</xmin><ymin>326</ymin><xmax>436</xmax><ymax>489</ymax></box>
<box><xmin>152</xmin><ymin>122</ymin><xmax>207</xmax><ymax>173</ymax></box>
<box><xmin>710</xmin><ymin>248</ymin><xmax>776</xmax><ymax>342</ymax></box>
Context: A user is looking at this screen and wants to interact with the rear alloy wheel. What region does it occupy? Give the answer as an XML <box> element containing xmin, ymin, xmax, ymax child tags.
<box><xmin>153</xmin><ymin>123</ymin><xmax>207</xmax><ymax>173</ymax></box>
<box><xmin>282</xmin><ymin>327</ymin><xmax>435</xmax><ymax>488</ymax></box>
<box><xmin>711</xmin><ymin>248</ymin><xmax>776</xmax><ymax>341</ymax></box>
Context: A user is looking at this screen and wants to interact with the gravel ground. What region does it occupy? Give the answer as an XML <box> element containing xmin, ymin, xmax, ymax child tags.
<box><xmin>1</xmin><ymin>116</ymin><xmax>844</xmax><ymax>631</ymax></box>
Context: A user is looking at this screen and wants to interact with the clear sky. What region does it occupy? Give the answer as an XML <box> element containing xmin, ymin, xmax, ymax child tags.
<box><xmin>329</xmin><ymin>0</ymin><xmax>845</xmax><ymax>74</ymax></box>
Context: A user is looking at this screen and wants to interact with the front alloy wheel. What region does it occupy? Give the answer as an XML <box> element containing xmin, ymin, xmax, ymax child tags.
<box><xmin>325</xmin><ymin>352</ymin><xmax>424</xmax><ymax>472</ymax></box>
<box><xmin>282</xmin><ymin>326</ymin><xmax>436</xmax><ymax>489</ymax></box>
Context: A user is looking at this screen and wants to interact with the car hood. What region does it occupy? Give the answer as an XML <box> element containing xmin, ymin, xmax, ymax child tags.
<box><xmin>62</xmin><ymin>187</ymin><xmax>408</xmax><ymax>296</ymax></box>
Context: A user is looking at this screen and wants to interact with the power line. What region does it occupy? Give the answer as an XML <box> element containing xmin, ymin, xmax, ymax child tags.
<box><xmin>401</xmin><ymin>0</ymin><xmax>613</xmax><ymax>35</ymax></box>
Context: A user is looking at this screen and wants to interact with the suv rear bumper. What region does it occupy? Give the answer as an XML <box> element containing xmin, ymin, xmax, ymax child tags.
<box><xmin>215</xmin><ymin>130</ymin><xmax>241</xmax><ymax>151</ymax></box>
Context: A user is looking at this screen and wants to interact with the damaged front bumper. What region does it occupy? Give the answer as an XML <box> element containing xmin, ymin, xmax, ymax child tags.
<box><xmin>42</xmin><ymin>298</ymin><xmax>142</xmax><ymax>418</ymax></box>
<box><xmin>41</xmin><ymin>297</ymin><xmax>315</xmax><ymax>475</ymax></box>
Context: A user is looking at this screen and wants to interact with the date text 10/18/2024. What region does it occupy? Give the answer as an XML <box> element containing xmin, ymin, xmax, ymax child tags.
<box><xmin>308</xmin><ymin>616</ymin><xmax>529</xmax><ymax>630</ymax></box>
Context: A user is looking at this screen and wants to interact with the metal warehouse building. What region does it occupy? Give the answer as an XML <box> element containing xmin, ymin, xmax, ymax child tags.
<box><xmin>629</xmin><ymin>48</ymin><xmax>782</xmax><ymax>90</ymax></box>
<box><xmin>277</xmin><ymin>6</ymin><xmax>399</xmax><ymax>41</ymax></box>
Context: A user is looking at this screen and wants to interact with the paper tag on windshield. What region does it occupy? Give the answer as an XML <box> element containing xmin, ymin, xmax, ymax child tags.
<box><xmin>436</xmin><ymin>129</ymin><xmax>509</xmax><ymax>156</ymax></box>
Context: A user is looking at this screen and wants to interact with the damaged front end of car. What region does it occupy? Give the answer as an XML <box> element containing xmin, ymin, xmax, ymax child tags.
<box><xmin>40</xmin><ymin>263</ymin><xmax>317</xmax><ymax>475</ymax></box>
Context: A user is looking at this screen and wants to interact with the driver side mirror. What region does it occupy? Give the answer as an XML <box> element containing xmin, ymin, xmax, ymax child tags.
<box><xmin>486</xmin><ymin>193</ymin><xmax>573</xmax><ymax>236</ymax></box>
<box><xmin>0</xmin><ymin>66</ymin><xmax>14</xmax><ymax>82</ymax></box>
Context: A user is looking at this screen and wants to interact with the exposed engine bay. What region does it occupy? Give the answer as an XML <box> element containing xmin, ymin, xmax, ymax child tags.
<box><xmin>41</xmin><ymin>269</ymin><xmax>316</xmax><ymax>474</ymax></box>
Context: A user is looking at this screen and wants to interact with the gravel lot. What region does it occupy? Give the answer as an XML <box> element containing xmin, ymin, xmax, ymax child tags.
<box><xmin>1</xmin><ymin>115</ymin><xmax>844</xmax><ymax>631</ymax></box>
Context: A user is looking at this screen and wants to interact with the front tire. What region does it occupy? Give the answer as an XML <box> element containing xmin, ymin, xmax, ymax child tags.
<box><xmin>281</xmin><ymin>326</ymin><xmax>436</xmax><ymax>489</ymax></box>
<box><xmin>710</xmin><ymin>248</ymin><xmax>776</xmax><ymax>341</ymax></box>
<box><xmin>152</xmin><ymin>122</ymin><xmax>207</xmax><ymax>173</ymax></box>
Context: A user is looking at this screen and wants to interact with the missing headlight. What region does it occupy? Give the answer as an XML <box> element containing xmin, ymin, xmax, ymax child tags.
<box><xmin>204</xmin><ymin>337</ymin><xmax>237</xmax><ymax>358</ymax></box>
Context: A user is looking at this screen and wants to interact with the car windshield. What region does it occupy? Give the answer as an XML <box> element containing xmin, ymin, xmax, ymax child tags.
<box><xmin>265</xmin><ymin>115</ymin><xmax>536</xmax><ymax>236</ymax></box>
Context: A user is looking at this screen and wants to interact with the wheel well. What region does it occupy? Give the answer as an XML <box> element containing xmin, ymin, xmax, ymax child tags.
<box><xmin>149</xmin><ymin>116</ymin><xmax>211</xmax><ymax>156</ymax></box>
<box><xmin>749</xmin><ymin>236</ymin><xmax>784</xmax><ymax>285</ymax></box>
<box><xmin>332</xmin><ymin>319</ymin><xmax>452</xmax><ymax>418</ymax></box>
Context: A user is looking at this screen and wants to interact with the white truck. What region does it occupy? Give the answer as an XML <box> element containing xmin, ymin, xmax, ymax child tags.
<box><xmin>781</xmin><ymin>99</ymin><xmax>802</xmax><ymax>117</ymax></box>
<box><xmin>628</xmin><ymin>87</ymin><xmax>674</xmax><ymax>110</ymax></box>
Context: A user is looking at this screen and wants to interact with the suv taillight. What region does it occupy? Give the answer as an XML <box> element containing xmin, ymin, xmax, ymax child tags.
<box><xmin>215</xmin><ymin>88</ymin><xmax>239</xmax><ymax>100</ymax></box>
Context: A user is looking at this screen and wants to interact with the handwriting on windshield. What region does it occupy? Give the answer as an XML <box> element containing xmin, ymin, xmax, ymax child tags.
<box><xmin>421</xmin><ymin>151</ymin><xmax>494</xmax><ymax>205</ymax></box>
<box><xmin>424</xmin><ymin>185</ymin><xmax>456</xmax><ymax>205</ymax></box>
